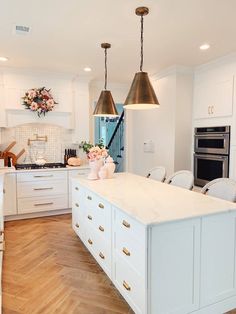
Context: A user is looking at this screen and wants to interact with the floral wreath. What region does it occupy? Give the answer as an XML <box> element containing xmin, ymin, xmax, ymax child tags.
<box><xmin>22</xmin><ymin>87</ymin><xmax>57</xmax><ymax>117</ymax></box>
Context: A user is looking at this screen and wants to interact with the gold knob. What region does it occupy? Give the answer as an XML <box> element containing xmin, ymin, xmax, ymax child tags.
<box><xmin>75</xmin><ymin>203</ymin><xmax>79</xmax><ymax>207</ymax></box>
<box><xmin>88</xmin><ymin>239</ymin><xmax>93</xmax><ymax>245</ymax></box>
<box><xmin>99</xmin><ymin>252</ymin><xmax>105</xmax><ymax>259</ymax></box>
<box><xmin>98</xmin><ymin>203</ymin><xmax>104</xmax><ymax>209</ymax></box>
<box><xmin>122</xmin><ymin>220</ymin><xmax>130</xmax><ymax>228</ymax></box>
<box><xmin>75</xmin><ymin>187</ymin><xmax>79</xmax><ymax>191</ymax></box>
<box><xmin>99</xmin><ymin>225</ymin><xmax>104</xmax><ymax>232</ymax></box>
<box><xmin>123</xmin><ymin>280</ymin><xmax>131</xmax><ymax>291</ymax></box>
<box><xmin>75</xmin><ymin>223</ymin><xmax>80</xmax><ymax>228</ymax></box>
<box><xmin>87</xmin><ymin>215</ymin><xmax>92</xmax><ymax>220</ymax></box>
<box><xmin>87</xmin><ymin>196</ymin><xmax>92</xmax><ymax>200</ymax></box>
<box><xmin>122</xmin><ymin>247</ymin><xmax>130</xmax><ymax>256</ymax></box>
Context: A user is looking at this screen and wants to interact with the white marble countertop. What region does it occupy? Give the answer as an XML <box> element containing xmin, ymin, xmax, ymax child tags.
<box><xmin>73</xmin><ymin>172</ymin><xmax>236</xmax><ymax>226</ymax></box>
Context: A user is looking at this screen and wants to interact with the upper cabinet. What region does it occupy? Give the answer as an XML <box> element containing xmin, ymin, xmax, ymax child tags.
<box><xmin>193</xmin><ymin>75</ymin><xmax>234</xmax><ymax>120</ymax></box>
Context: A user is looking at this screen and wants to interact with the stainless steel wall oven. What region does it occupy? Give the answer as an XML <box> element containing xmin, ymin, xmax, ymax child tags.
<box><xmin>194</xmin><ymin>126</ymin><xmax>230</xmax><ymax>187</ymax></box>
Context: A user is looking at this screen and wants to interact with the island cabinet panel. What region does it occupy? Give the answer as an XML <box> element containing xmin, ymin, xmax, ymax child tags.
<box><xmin>149</xmin><ymin>219</ymin><xmax>201</xmax><ymax>314</ymax></box>
<box><xmin>72</xmin><ymin>183</ymin><xmax>112</xmax><ymax>278</ymax></box>
<box><xmin>200</xmin><ymin>212</ymin><xmax>236</xmax><ymax>306</ymax></box>
<box><xmin>71</xmin><ymin>173</ymin><xmax>236</xmax><ymax>314</ymax></box>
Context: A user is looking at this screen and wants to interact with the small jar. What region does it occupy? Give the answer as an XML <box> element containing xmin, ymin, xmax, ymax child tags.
<box><xmin>104</xmin><ymin>156</ymin><xmax>116</xmax><ymax>179</ymax></box>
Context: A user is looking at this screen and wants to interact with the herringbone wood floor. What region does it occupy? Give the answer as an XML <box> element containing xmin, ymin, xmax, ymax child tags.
<box><xmin>2</xmin><ymin>214</ymin><xmax>133</xmax><ymax>314</ymax></box>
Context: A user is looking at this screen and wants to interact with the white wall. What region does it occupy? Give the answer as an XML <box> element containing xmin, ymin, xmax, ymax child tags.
<box><xmin>126</xmin><ymin>69</ymin><xmax>193</xmax><ymax>177</ymax></box>
<box><xmin>0</xmin><ymin>67</ymin><xmax>90</xmax><ymax>146</ymax></box>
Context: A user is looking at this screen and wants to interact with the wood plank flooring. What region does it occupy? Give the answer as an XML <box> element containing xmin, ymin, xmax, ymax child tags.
<box><xmin>2</xmin><ymin>214</ymin><xmax>133</xmax><ymax>314</ymax></box>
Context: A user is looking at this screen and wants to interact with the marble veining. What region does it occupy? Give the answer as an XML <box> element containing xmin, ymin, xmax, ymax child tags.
<box><xmin>73</xmin><ymin>172</ymin><xmax>236</xmax><ymax>225</ymax></box>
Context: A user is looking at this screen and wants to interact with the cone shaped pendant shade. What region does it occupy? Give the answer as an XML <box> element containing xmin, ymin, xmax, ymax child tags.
<box><xmin>124</xmin><ymin>72</ymin><xmax>159</xmax><ymax>109</ymax></box>
<box><xmin>93</xmin><ymin>43</ymin><xmax>118</xmax><ymax>117</ymax></box>
<box><xmin>124</xmin><ymin>7</ymin><xmax>159</xmax><ymax>110</ymax></box>
<box><xmin>93</xmin><ymin>90</ymin><xmax>118</xmax><ymax>116</ymax></box>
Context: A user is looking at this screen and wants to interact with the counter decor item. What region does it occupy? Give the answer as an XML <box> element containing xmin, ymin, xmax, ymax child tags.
<box><xmin>98</xmin><ymin>165</ymin><xmax>108</xmax><ymax>179</ymax></box>
<box><xmin>22</xmin><ymin>87</ymin><xmax>58</xmax><ymax>117</ymax></box>
<box><xmin>67</xmin><ymin>157</ymin><xmax>81</xmax><ymax>167</ymax></box>
<box><xmin>103</xmin><ymin>156</ymin><xmax>115</xmax><ymax>178</ymax></box>
<box><xmin>79</xmin><ymin>140</ymin><xmax>108</xmax><ymax>180</ymax></box>
<box><xmin>35</xmin><ymin>156</ymin><xmax>46</xmax><ymax>166</ymax></box>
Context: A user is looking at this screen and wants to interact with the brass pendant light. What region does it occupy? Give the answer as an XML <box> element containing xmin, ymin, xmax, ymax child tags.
<box><xmin>124</xmin><ymin>7</ymin><xmax>159</xmax><ymax>109</ymax></box>
<box><xmin>93</xmin><ymin>43</ymin><xmax>119</xmax><ymax>117</ymax></box>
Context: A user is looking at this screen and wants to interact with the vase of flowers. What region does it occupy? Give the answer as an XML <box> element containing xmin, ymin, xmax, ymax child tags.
<box><xmin>79</xmin><ymin>140</ymin><xmax>108</xmax><ymax>180</ymax></box>
<box><xmin>22</xmin><ymin>87</ymin><xmax>57</xmax><ymax>117</ymax></box>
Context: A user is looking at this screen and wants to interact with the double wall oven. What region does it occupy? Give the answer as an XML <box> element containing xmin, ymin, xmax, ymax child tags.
<box><xmin>194</xmin><ymin>126</ymin><xmax>230</xmax><ymax>187</ymax></box>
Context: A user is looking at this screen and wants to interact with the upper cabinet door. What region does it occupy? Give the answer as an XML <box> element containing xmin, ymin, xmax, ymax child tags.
<box><xmin>194</xmin><ymin>76</ymin><xmax>234</xmax><ymax>119</ymax></box>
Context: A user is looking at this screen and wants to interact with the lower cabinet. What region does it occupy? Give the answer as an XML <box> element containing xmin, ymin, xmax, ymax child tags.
<box><xmin>3</xmin><ymin>173</ymin><xmax>17</xmax><ymax>216</ymax></box>
<box><xmin>17</xmin><ymin>170</ymin><xmax>68</xmax><ymax>214</ymax></box>
<box><xmin>72</xmin><ymin>181</ymin><xmax>236</xmax><ymax>314</ymax></box>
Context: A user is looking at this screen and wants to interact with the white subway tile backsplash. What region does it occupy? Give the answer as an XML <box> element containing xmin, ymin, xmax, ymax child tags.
<box><xmin>1</xmin><ymin>123</ymin><xmax>79</xmax><ymax>164</ymax></box>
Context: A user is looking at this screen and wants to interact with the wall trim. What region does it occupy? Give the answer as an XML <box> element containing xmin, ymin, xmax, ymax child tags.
<box><xmin>152</xmin><ymin>65</ymin><xmax>193</xmax><ymax>81</ymax></box>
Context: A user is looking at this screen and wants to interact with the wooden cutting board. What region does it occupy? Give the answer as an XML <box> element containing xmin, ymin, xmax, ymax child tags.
<box><xmin>3</xmin><ymin>152</ymin><xmax>17</xmax><ymax>167</ymax></box>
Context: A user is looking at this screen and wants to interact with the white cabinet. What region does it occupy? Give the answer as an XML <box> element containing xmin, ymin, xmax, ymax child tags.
<box><xmin>17</xmin><ymin>170</ymin><xmax>68</xmax><ymax>214</ymax></box>
<box><xmin>194</xmin><ymin>76</ymin><xmax>234</xmax><ymax>119</ymax></box>
<box><xmin>72</xmin><ymin>182</ymin><xmax>112</xmax><ymax>278</ymax></box>
<box><xmin>200</xmin><ymin>212</ymin><xmax>236</xmax><ymax>306</ymax></box>
<box><xmin>3</xmin><ymin>173</ymin><xmax>17</xmax><ymax>216</ymax></box>
<box><xmin>72</xmin><ymin>178</ymin><xmax>236</xmax><ymax>314</ymax></box>
<box><xmin>68</xmin><ymin>168</ymin><xmax>89</xmax><ymax>208</ymax></box>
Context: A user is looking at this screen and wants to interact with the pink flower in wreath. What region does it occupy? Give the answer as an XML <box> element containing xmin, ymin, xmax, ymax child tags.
<box><xmin>46</xmin><ymin>99</ymin><xmax>54</xmax><ymax>108</ymax></box>
<box><xmin>30</xmin><ymin>102</ymin><xmax>38</xmax><ymax>110</ymax></box>
<box><xmin>28</xmin><ymin>89</ymin><xmax>37</xmax><ymax>99</ymax></box>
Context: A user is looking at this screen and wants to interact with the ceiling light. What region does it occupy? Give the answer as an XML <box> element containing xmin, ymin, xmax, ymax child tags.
<box><xmin>200</xmin><ymin>43</ymin><xmax>210</xmax><ymax>50</ymax></box>
<box><xmin>124</xmin><ymin>7</ymin><xmax>159</xmax><ymax>110</ymax></box>
<box><xmin>84</xmin><ymin>67</ymin><xmax>92</xmax><ymax>72</ymax></box>
<box><xmin>93</xmin><ymin>43</ymin><xmax>119</xmax><ymax>117</ymax></box>
<box><xmin>0</xmin><ymin>57</ymin><xmax>8</xmax><ymax>62</ymax></box>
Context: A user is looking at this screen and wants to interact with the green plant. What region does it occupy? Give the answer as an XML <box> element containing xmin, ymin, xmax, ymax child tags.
<box><xmin>79</xmin><ymin>139</ymin><xmax>105</xmax><ymax>154</ymax></box>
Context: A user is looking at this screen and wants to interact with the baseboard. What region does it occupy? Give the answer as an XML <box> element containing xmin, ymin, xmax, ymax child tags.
<box><xmin>191</xmin><ymin>294</ymin><xmax>236</xmax><ymax>314</ymax></box>
<box><xmin>4</xmin><ymin>208</ymin><xmax>72</xmax><ymax>221</ymax></box>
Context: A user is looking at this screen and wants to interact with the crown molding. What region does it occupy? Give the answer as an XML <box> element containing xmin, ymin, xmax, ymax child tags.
<box><xmin>151</xmin><ymin>65</ymin><xmax>193</xmax><ymax>81</ymax></box>
<box><xmin>194</xmin><ymin>53</ymin><xmax>236</xmax><ymax>73</ymax></box>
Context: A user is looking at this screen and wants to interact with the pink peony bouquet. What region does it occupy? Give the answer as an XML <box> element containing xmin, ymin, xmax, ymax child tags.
<box><xmin>79</xmin><ymin>140</ymin><xmax>108</xmax><ymax>162</ymax></box>
<box><xmin>87</xmin><ymin>146</ymin><xmax>108</xmax><ymax>161</ymax></box>
<box><xmin>22</xmin><ymin>87</ymin><xmax>57</xmax><ymax>117</ymax></box>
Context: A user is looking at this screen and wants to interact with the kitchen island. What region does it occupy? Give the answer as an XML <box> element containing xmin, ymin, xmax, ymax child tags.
<box><xmin>72</xmin><ymin>172</ymin><xmax>236</xmax><ymax>314</ymax></box>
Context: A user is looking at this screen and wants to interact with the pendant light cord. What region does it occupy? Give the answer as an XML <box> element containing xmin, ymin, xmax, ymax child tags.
<box><xmin>140</xmin><ymin>15</ymin><xmax>144</xmax><ymax>72</ymax></box>
<box><xmin>104</xmin><ymin>48</ymin><xmax>107</xmax><ymax>90</ymax></box>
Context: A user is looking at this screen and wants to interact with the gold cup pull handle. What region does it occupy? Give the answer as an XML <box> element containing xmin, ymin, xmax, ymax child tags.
<box><xmin>123</xmin><ymin>280</ymin><xmax>131</xmax><ymax>291</ymax></box>
<box><xmin>122</xmin><ymin>220</ymin><xmax>130</xmax><ymax>228</ymax></box>
<box><xmin>99</xmin><ymin>225</ymin><xmax>104</xmax><ymax>232</ymax></box>
<box><xmin>99</xmin><ymin>252</ymin><xmax>105</xmax><ymax>259</ymax></box>
<box><xmin>88</xmin><ymin>239</ymin><xmax>93</xmax><ymax>245</ymax></box>
<box><xmin>122</xmin><ymin>247</ymin><xmax>131</xmax><ymax>256</ymax></box>
<box><xmin>98</xmin><ymin>203</ymin><xmax>104</xmax><ymax>209</ymax></box>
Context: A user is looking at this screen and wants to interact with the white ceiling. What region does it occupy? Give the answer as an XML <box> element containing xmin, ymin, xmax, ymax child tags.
<box><xmin>1</xmin><ymin>0</ymin><xmax>236</xmax><ymax>82</ymax></box>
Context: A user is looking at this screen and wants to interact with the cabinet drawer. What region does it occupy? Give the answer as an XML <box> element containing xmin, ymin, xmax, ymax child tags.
<box><xmin>94</xmin><ymin>235</ymin><xmax>112</xmax><ymax>278</ymax></box>
<box><xmin>115</xmin><ymin>234</ymin><xmax>145</xmax><ymax>277</ymax></box>
<box><xmin>72</xmin><ymin>211</ymin><xmax>85</xmax><ymax>241</ymax></box>
<box><xmin>17</xmin><ymin>180</ymin><xmax>68</xmax><ymax>197</ymax></box>
<box><xmin>18</xmin><ymin>194</ymin><xmax>68</xmax><ymax>214</ymax></box>
<box><xmin>69</xmin><ymin>170</ymin><xmax>89</xmax><ymax>207</ymax></box>
<box><xmin>114</xmin><ymin>252</ymin><xmax>146</xmax><ymax>314</ymax></box>
<box><xmin>114</xmin><ymin>208</ymin><xmax>146</xmax><ymax>247</ymax></box>
<box><xmin>17</xmin><ymin>170</ymin><xmax>67</xmax><ymax>182</ymax></box>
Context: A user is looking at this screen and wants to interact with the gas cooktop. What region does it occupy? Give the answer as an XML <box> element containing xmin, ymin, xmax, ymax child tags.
<box><xmin>15</xmin><ymin>163</ymin><xmax>66</xmax><ymax>170</ymax></box>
